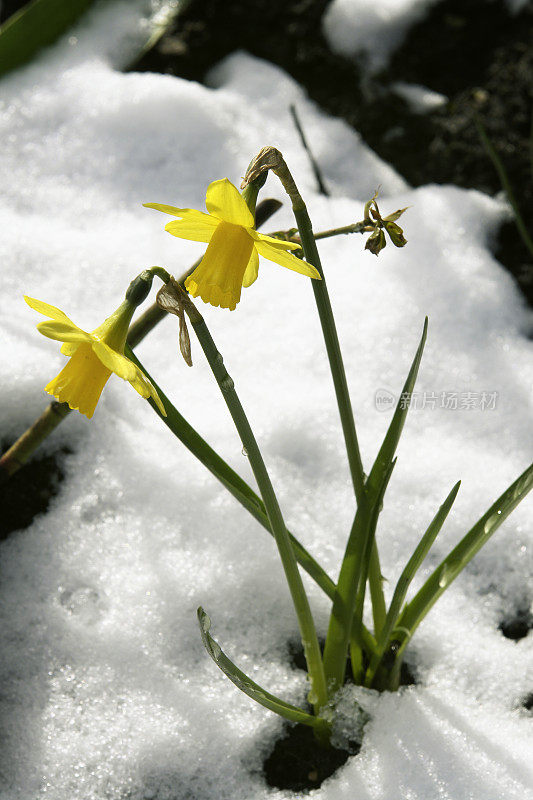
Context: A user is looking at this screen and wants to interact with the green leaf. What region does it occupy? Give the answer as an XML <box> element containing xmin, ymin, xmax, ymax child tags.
<box><xmin>364</xmin><ymin>480</ymin><xmax>461</xmax><ymax>687</ymax></box>
<box><xmin>395</xmin><ymin>462</ymin><xmax>533</xmax><ymax>643</ymax></box>
<box><xmin>197</xmin><ymin>608</ymin><xmax>327</xmax><ymax>730</ymax></box>
<box><xmin>383</xmin><ymin>207</ymin><xmax>409</xmax><ymax>223</ymax></box>
<box><xmin>367</xmin><ymin>318</ymin><xmax>428</xmax><ymax>499</ymax></box>
<box><xmin>0</xmin><ymin>0</ymin><xmax>96</xmax><ymax>79</ymax></box>
<box><xmin>350</xmin><ymin>458</ymin><xmax>397</xmax><ymax>681</ymax></box>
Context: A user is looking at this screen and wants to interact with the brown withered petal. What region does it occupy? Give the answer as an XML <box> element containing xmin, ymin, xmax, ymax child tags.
<box><xmin>384</xmin><ymin>221</ymin><xmax>407</xmax><ymax>248</ymax></box>
<box><xmin>156</xmin><ymin>280</ymin><xmax>193</xmax><ymax>366</ymax></box>
<box><xmin>365</xmin><ymin>227</ymin><xmax>387</xmax><ymax>256</ymax></box>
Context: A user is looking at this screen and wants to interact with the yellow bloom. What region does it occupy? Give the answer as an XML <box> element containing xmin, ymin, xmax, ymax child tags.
<box><xmin>25</xmin><ymin>296</ymin><xmax>166</xmax><ymax>419</ymax></box>
<box><xmin>145</xmin><ymin>178</ymin><xmax>321</xmax><ymax>310</ymax></box>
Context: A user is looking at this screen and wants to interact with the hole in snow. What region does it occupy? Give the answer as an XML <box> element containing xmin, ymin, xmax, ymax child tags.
<box><xmin>499</xmin><ymin>608</ymin><xmax>532</xmax><ymax>641</ymax></box>
<box><xmin>0</xmin><ymin>434</ymin><xmax>72</xmax><ymax>539</ymax></box>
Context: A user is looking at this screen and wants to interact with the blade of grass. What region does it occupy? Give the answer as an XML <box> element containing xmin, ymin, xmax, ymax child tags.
<box><xmin>364</xmin><ymin>480</ymin><xmax>461</xmax><ymax>687</ymax></box>
<box><xmin>0</xmin><ymin>0</ymin><xmax>95</xmax><ymax>79</ymax></box>
<box><xmin>367</xmin><ymin>318</ymin><xmax>428</xmax><ymax>498</ymax></box>
<box><xmin>350</xmin><ymin>459</ymin><xmax>397</xmax><ymax>683</ymax></box>
<box><xmin>198</xmin><ymin>608</ymin><xmax>330</xmax><ymax>736</ymax></box>
<box><xmin>390</xmin><ymin>462</ymin><xmax>533</xmax><ymax>687</ymax></box>
<box><xmin>290</xmin><ymin>104</ymin><xmax>330</xmax><ymax>197</ymax></box>
<box><xmin>364</xmin><ymin>318</ymin><xmax>428</xmax><ymax>634</ymax></box>
<box><xmin>323</xmin><ymin>321</ymin><xmax>428</xmax><ymax>693</ymax></box>
<box><xmin>474</xmin><ymin>114</ymin><xmax>533</xmax><ymax>260</ymax></box>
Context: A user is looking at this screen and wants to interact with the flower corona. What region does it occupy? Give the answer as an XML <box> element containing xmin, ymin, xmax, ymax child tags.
<box><xmin>25</xmin><ymin>296</ymin><xmax>165</xmax><ymax>419</ymax></box>
<box><xmin>145</xmin><ymin>178</ymin><xmax>321</xmax><ymax>310</ymax></box>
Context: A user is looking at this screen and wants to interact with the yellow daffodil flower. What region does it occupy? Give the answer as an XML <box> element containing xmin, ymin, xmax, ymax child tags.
<box><xmin>145</xmin><ymin>178</ymin><xmax>321</xmax><ymax>310</ymax></box>
<box><xmin>25</xmin><ymin>296</ymin><xmax>165</xmax><ymax>419</ymax></box>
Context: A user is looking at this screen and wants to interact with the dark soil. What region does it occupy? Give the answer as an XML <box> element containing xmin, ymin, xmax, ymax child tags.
<box><xmin>499</xmin><ymin>608</ymin><xmax>532</xmax><ymax>640</ymax></box>
<box><xmin>263</xmin><ymin>721</ymin><xmax>356</xmax><ymax>793</ymax></box>
<box><xmin>0</xmin><ymin>439</ymin><xmax>70</xmax><ymax>539</ymax></box>
<box><xmin>264</xmin><ymin>638</ymin><xmax>417</xmax><ymax>792</ymax></box>
<box><xmin>132</xmin><ymin>0</ymin><xmax>533</xmax><ymax>306</ymax></box>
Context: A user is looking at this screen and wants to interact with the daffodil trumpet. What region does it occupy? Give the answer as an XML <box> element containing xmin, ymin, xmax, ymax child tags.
<box><xmin>25</xmin><ymin>272</ymin><xmax>166</xmax><ymax>420</ymax></box>
<box><xmin>144</xmin><ymin>178</ymin><xmax>321</xmax><ymax>311</ymax></box>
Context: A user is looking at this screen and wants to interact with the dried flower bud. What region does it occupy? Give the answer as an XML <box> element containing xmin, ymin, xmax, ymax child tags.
<box><xmin>384</xmin><ymin>221</ymin><xmax>407</xmax><ymax>248</ymax></box>
<box><xmin>383</xmin><ymin>207</ymin><xmax>409</xmax><ymax>223</ymax></box>
<box><xmin>157</xmin><ymin>279</ymin><xmax>193</xmax><ymax>367</ymax></box>
<box><xmin>365</xmin><ymin>227</ymin><xmax>387</xmax><ymax>256</ymax></box>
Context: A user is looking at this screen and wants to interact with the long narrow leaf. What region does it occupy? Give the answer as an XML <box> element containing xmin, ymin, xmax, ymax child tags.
<box><xmin>350</xmin><ymin>458</ymin><xmax>397</xmax><ymax>681</ymax></box>
<box><xmin>367</xmin><ymin>318</ymin><xmax>428</xmax><ymax>499</ymax></box>
<box><xmin>364</xmin><ymin>318</ymin><xmax>428</xmax><ymax>634</ymax></box>
<box><xmin>396</xmin><ymin>462</ymin><xmax>533</xmax><ymax>643</ymax></box>
<box><xmin>0</xmin><ymin>0</ymin><xmax>95</xmax><ymax>79</ymax></box>
<box><xmin>364</xmin><ymin>480</ymin><xmax>461</xmax><ymax>687</ymax></box>
<box><xmin>198</xmin><ymin>608</ymin><xmax>326</xmax><ymax>729</ymax></box>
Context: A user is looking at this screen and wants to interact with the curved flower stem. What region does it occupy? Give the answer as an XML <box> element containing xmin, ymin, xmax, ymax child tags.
<box><xmin>125</xmin><ymin>344</ymin><xmax>334</xmax><ymax>603</ymax></box>
<box><xmin>2</xmin><ymin>201</ymin><xmax>281</xmax><ymax>482</ymax></box>
<box><xmin>179</xmin><ymin>294</ymin><xmax>329</xmax><ymax>718</ymax></box>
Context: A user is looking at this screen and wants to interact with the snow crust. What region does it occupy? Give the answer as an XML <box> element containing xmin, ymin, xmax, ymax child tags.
<box><xmin>1</xmin><ymin>3</ymin><xmax>532</xmax><ymax>799</ymax></box>
<box><xmin>323</xmin><ymin>0</ymin><xmax>530</xmax><ymax>72</ymax></box>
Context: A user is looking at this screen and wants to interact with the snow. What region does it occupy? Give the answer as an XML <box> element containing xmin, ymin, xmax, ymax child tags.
<box><xmin>1</xmin><ymin>2</ymin><xmax>532</xmax><ymax>799</ymax></box>
<box><xmin>390</xmin><ymin>81</ymin><xmax>447</xmax><ymax>113</ymax></box>
<box><xmin>323</xmin><ymin>0</ymin><xmax>531</xmax><ymax>73</ymax></box>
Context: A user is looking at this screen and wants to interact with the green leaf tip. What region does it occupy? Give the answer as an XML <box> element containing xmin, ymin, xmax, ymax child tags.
<box><xmin>197</xmin><ymin>606</ymin><xmax>327</xmax><ymax>730</ymax></box>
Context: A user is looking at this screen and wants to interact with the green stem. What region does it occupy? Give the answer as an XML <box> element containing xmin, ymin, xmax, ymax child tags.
<box><xmin>322</xmin><ymin>500</ymin><xmax>370</xmax><ymax>693</ymax></box>
<box><xmin>367</xmin><ymin>542</ymin><xmax>387</xmax><ymax>636</ymax></box>
<box><xmin>125</xmin><ymin>344</ymin><xmax>335</xmax><ymax>605</ymax></box>
<box><xmin>291</xmin><ymin>221</ymin><xmax>369</xmax><ymax>243</ymax></box>
<box><xmin>270</xmin><ymin>157</ymin><xmax>365</xmax><ymax>508</ymax></box>
<box><xmin>180</xmin><ymin>299</ymin><xmax>328</xmax><ymax>714</ymax></box>
<box><xmin>0</xmin><ymin>401</ymin><xmax>70</xmax><ymax>483</ymax></box>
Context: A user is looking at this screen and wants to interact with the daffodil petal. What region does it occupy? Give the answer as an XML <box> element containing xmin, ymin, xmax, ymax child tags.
<box><xmin>165</xmin><ymin>214</ymin><xmax>219</xmax><ymax>243</ymax></box>
<box><xmin>92</xmin><ymin>341</ymin><xmax>137</xmax><ymax>381</ymax></box>
<box><xmin>250</xmin><ymin>230</ymin><xmax>300</xmax><ymax>251</ymax></box>
<box><xmin>45</xmin><ymin>344</ymin><xmax>111</xmax><ymax>419</ymax></box>
<box><xmin>242</xmin><ymin>248</ymin><xmax>259</xmax><ymax>288</ymax></box>
<box><xmin>25</xmin><ymin>295</ymin><xmax>79</xmax><ymax>326</ymax></box>
<box><xmin>255</xmin><ymin>240</ymin><xmax>322</xmax><ymax>279</ymax></box>
<box><xmin>36</xmin><ymin>321</ymin><xmax>92</xmax><ymax>343</ymax></box>
<box><xmin>144</xmin><ymin>202</ymin><xmax>190</xmax><ymax>216</ymax></box>
<box><xmin>129</xmin><ymin>367</ymin><xmax>166</xmax><ymax>416</ymax></box>
<box><xmin>184</xmin><ymin>221</ymin><xmax>253</xmax><ymax>310</ymax></box>
<box><xmin>61</xmin><ymin>342</ymin><xmax>80</xmax><ymax>356</ymax></box>
<box><xmin>205</xmin><ymin>179</ymin><xmax>254</xmax><ymax>227</ymax></box>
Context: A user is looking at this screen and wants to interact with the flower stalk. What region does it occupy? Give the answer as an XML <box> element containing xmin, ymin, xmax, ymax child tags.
<box><xmin>242</xmin><ymin>146</ymin><xmax>366</xmax><ymax>508</ymax></box>
<box><xmin>176</xmin><ymin>285</ymin><xmax>329</xmax><ymax>721</ymax></box>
